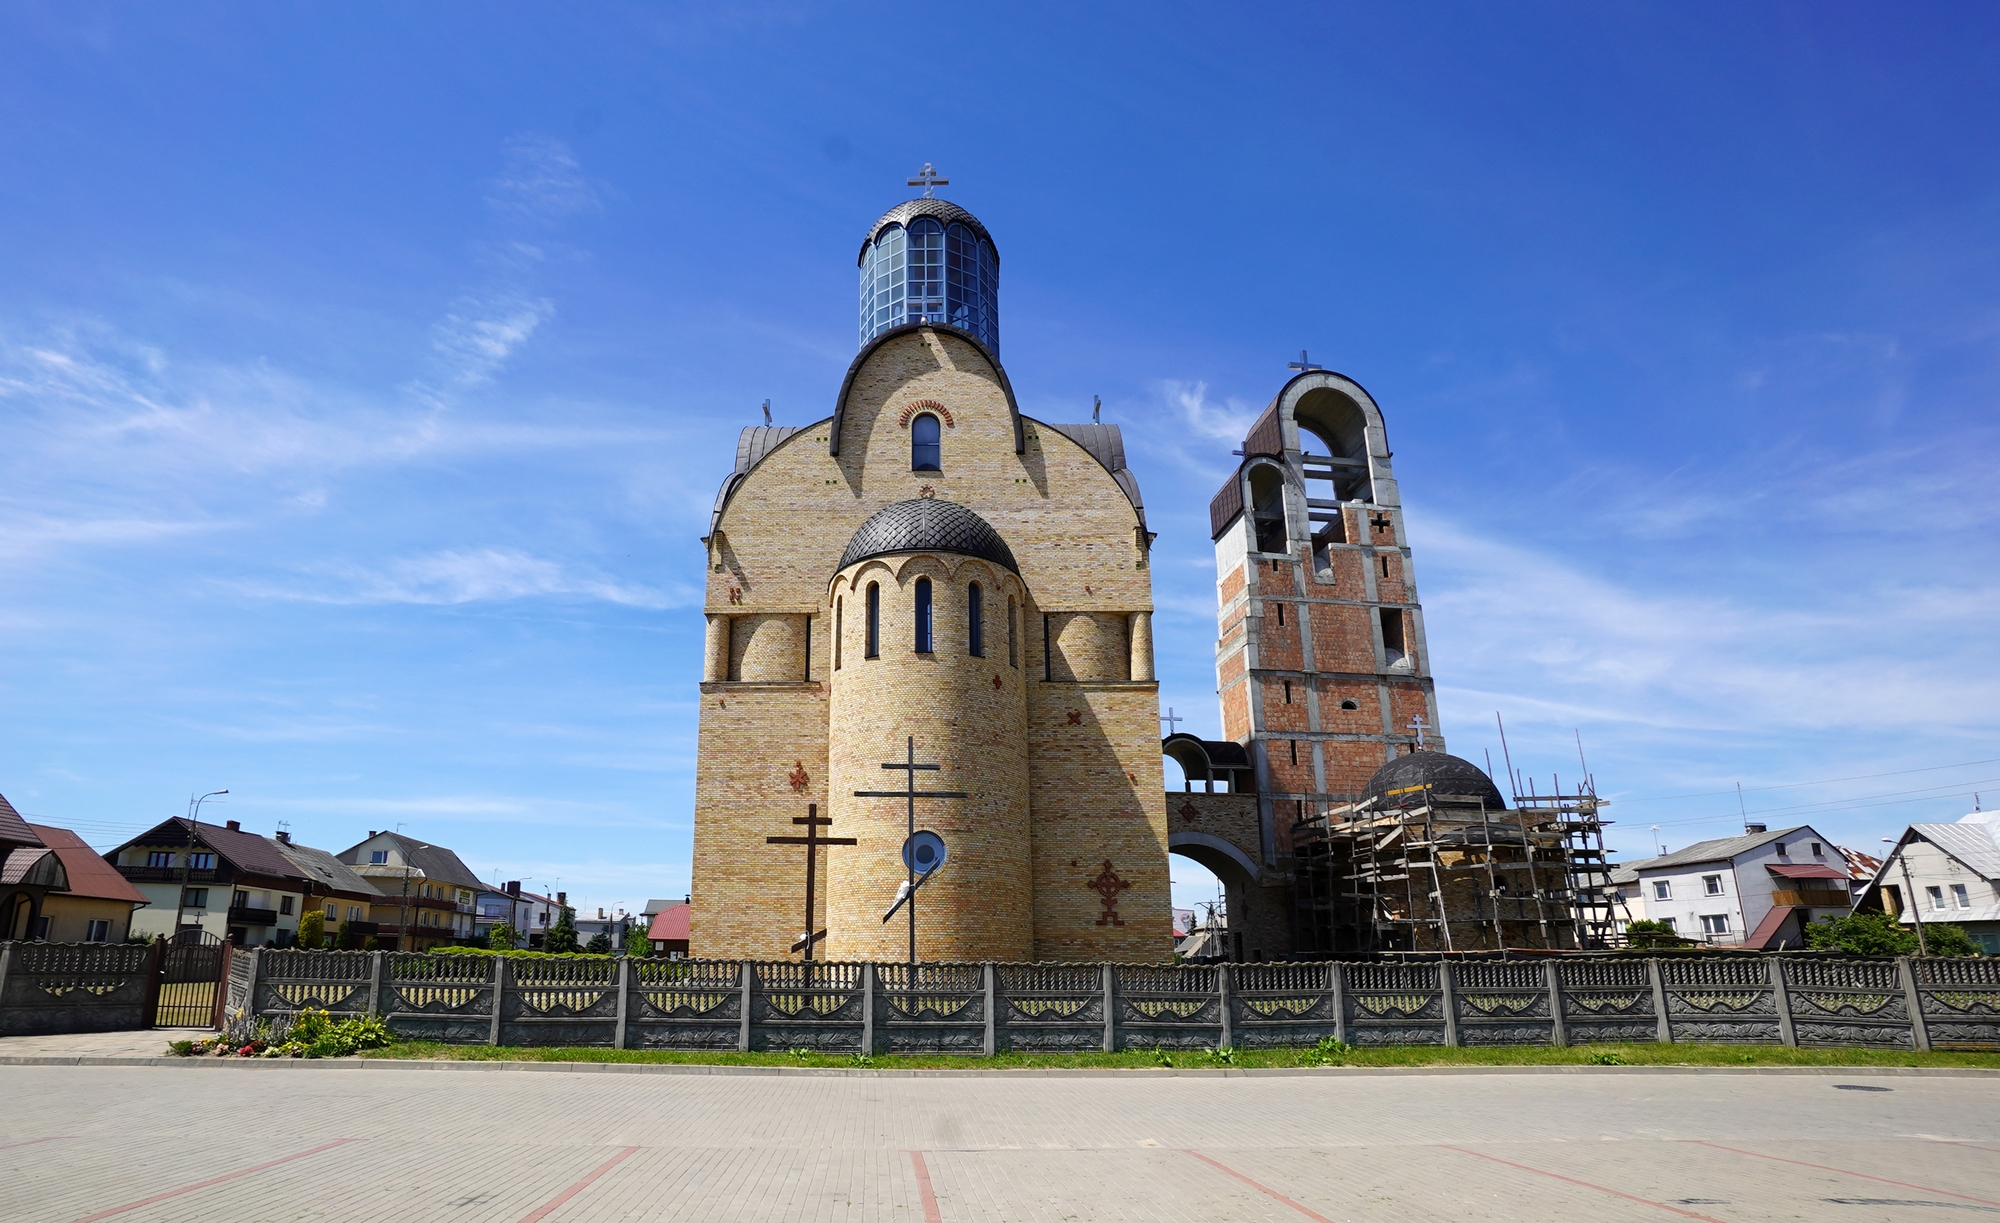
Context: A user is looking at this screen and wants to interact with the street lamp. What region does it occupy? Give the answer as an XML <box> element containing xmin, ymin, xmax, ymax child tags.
<box><xmin>1883</xmin><ymin>836</ymin><xmax>1929</xmax><ymax>957</ymax></box>
<box><xmin>171</xmin><ymin>790</ymin><xmax>228</xmax><ymax>939</ymax></box>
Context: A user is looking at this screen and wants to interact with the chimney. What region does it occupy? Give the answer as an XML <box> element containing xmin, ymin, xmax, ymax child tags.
<box><xmin>1745</xmin><ymin>823</ymin><xmax>1767</xmax><ymax>834</ymax></box>
<box><xmin>225</xmin><ymin>819</ymin><xmax>241</xmax><ymax>832</ymax></box>
<box><xmin>368</xmin><ymin>831</ymin><xmax>378</xmax><ymax>838</ymax></box>
<box><xmin>597</xmin><ymin>908</ymin><xmax>606</xmax><ymax>920</ymax></box>
<box><xmin>557</xmin><ymin>891</ymin><xmax>566</xmax><ymax>907</ymax></box>
<box><xmin>506</xmin><ymin>881</ymin><xmax>520</xmax><ymax>896</ymax></box>
<box><xmin>275</xmin><ymin>830</ymin><xmax>291</xmax><ymax>844</ymax></box>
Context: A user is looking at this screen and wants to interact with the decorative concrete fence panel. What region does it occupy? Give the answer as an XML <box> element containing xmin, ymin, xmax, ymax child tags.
<box><xmin>206</xmin><ymin>951</ymin><xmax>2000</xmax><ymax>1054</ymax></box>
<box><xmin>0</xmin><ymin>941</ymin><xmax>154</xmax><ymax>1036</ymax></box>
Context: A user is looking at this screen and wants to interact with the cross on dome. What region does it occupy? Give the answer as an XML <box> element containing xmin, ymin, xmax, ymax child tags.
<box><xmin>906</xmin><ymin>163</ymin><xmax>948</xmax><ymax>198</ymax></box>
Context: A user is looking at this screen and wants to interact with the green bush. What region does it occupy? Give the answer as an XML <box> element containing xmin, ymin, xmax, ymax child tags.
<box><xmin>1624</xmin><ymin>919</ymin><xmax>1685</xmax><ymax>948</ymax></box>
<box><xmin>334</xmin><ymin>919</ymin><xmax>357</xmax><ymax>951</ymax></box>
<box><xmin>275</xmin><ymin>1008</ymin><xmax>395</xmax><ymax>1058</ymax></box>
<box><xmin>488</xmin><ymin>923</ymin><xmax>519</xmax><ymax>951</ymax></box>
<box><xmin>432</xmin><ymin>946</ymin><xmax>613</xmax><ymax>960</ymax></box>
<box><xmin>295</xmin><ymin>910</ymin><xmax>326</xmax><ymax>951</ymax></box>
<box><xmin>1805</xmin><ymin>910</ymin><xmax>1981</xmax><ymax>957</ymax></box>
<box><xmin>585</xmin><ymin>931</ymin><xmax>613</xmax><ymax>955</ymax></box>
<box><xmin>625</xmin><ymin>927</ymin><xmax>653</xmax><ymax>959</ymax></box>
<box><xmin>544</xmin><ymin>907</ymin><xmax>579</xmax><ymax>955</ymax></box>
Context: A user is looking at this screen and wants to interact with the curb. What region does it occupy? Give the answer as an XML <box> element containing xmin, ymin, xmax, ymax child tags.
<box><xmin>2</xmin><ymin>1055</ymin><xmax>1996</xmax><ymax>1079</ymax></box>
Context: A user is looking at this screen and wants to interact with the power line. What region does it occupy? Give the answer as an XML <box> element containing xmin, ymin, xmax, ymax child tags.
<box><xmin>1611</xmin><ymin>757</ymin><xmax>2000</xmax><ymax>804</ymax></box>
<box><xmin>1636</xmin><ymin>779</ymin><xmax>2000</xmax><ymax>831</ymax></box>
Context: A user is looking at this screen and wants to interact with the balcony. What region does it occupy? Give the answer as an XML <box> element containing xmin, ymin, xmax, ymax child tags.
<box><xmin>118</xmin><ymin>865</ymin><xmax>220</xmax><ymax>884</ymax></box>
<box><xmin>228</xmin><ymin>906</ymin><xmax>280</xmax><ymax>926</ymax></box>
<box><xmin>1772</xmin><ymin>888</ymin><xmax>1852</xmax><ymax>909</ymax></box>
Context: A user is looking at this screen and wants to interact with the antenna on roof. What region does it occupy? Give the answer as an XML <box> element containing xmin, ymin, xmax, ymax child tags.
<box><xmin>762</xmin><ymin>399</ymin><xmax>772</xmax><ymax>425</ymax></box>
<box><xmin>1737</xmin><ymin>782</ymin><xmax>1750</xmax><ymax>833</ymax></box>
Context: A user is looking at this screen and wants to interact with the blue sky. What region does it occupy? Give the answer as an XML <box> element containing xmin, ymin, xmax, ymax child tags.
<box><xmin>3</xmin><ymin>4</ymin><xmax>1997</xmax><ymax>919</ymax></box>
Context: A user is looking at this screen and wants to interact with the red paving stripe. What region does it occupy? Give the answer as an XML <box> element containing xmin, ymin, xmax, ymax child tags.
<box><xmin>0</xmin><ymin>1137</ymin><xmax>64</xmax><ymax>1151</ymax></box>
<box><xmin>516</xmin><ymin>1146</ymin><xmax>640</xmax><ymax>1223</ymax></box>
<box><xmin>70</xmin><ymin>1138</ymin><xmax>359</xmax><ymax>1223</ymax></box>
<box><xmin>1437</xmin><ymin>1145</ymin><xmax>1731</xmax><ymax>1223</ymax></box>
<box><xmin>1692</xmin><ymin>1140</ymin><xmax>2000</xmax><ymax>1208</ymax></box>
<box><xmin>909</xmin><ymin>1151</ymin><xmax>943</xmax><ymax>1223</ymax></box>
<box><xmin>1183</xmin><ymin>1149</ymin><xmax>1339</xmax><ymax>1223</ymax></box>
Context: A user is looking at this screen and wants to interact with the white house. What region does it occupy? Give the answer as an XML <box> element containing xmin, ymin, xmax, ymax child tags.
<box><xmin>1618</xmin><ymin>825</ymin><xmax>1851</xmax><ymax>949</ymax></box>
<box><xmin>1862</xmin><ymin>812</ymin><xmax>2000</xmax><ymax>955</ymax></box>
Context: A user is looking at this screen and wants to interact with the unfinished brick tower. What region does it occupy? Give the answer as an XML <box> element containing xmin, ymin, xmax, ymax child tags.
<box><xmin>689</xmin><ymin>183</ymin><xmax>1172</xmax><ymax>963</ymax></box>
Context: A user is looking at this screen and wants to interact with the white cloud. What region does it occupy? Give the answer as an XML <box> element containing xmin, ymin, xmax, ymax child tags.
<box><xmin>485</xmin><ymin>135</ymin><xmax>600</xmax><ymax>222</ymax></box>
<box><xmin>1161</xmin><ymin>379</ymin><xmax>1260</xmax><ymax>443</ymax></box>
<box><xmin>430</xmin><ymin>295</ymin><xmax>554</xmax><ymax>386</ymax></box>
<box><xmin>236</xmin><ymin>547</ymin><xmax>691</xmax><ymax>610</ymax></box>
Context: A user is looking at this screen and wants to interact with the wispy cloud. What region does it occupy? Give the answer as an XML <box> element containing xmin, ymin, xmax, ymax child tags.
<box><xmin>430</xmin><ymin>294</ymin><xmax>554</xmax><ymax>386</ymax></box>
<box><xmin>1161</xmin><ymin>379</ymin><xmax>1260</xmax><ymax>443</ymax></box>
<box><xmin>234</xmin><ymin>547</ymin><xmax>692</xmax><ymax>609</ymax></box>
<box><xmin>485</xmin><ymin>135</ymin><xmax>600</xmax><ymax>223</ymax></box>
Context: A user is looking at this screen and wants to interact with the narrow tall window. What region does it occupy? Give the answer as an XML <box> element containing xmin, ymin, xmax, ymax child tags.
<box><xmin>1283</xmin><ymin>680</ymin><xmax>1292</xmax><ymax>704</ymax></box>
<box><xmin>1007</xmin><ymin>596</ymin><xmax>1018</xmax><ymax>667</ymax></box>
<box><xmin>914</xmin><ymin>577</ymin><xmax>933</xmax><ymax>652</ymax></box>
<box><xmin>834</xmin><ymin>598</ymin><xmax>843</xmax><ymax>670</ymax></box>
<box><xmin>1379</xmin><ymin>608</ymin><xmax>1406</xmax><ymax>664</ymax></box>
<box><xmin>1275</xmin><ymin>603</ymin><xmax>1284</xmax><ymax>627</ymax></box>
<box><xmin>967</xmin><ymin>582</ymin><xmax>984</xmax><ymax>656</ymax></box>
<box><xmin>865</xmin><ymin>583</ymin><xmax>880</xmax><ymax>658</ymax></box>
<box><xmin>911</xmin><ymin>413</ymin><xmax>942</xmax><ymax>471</ymax></box>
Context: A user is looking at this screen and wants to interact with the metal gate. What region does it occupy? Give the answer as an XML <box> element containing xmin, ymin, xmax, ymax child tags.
<box><xmin>157</xmin><ymin>932</ymin><xmax>225</xmax><ymax>1027</ymax></box>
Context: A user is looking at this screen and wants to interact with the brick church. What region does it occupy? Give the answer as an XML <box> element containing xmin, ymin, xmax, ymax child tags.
<box><xmin>689</xmin><ymin>184</ymin><xmax>1173</xmax><ymax>963</ymax></box>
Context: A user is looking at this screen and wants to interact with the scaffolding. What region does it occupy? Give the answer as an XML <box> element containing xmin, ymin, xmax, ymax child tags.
<box><xmin>1290</xmin><ymin>774</ymin><xmax>1616</xmax><ymax>954</ymax></box>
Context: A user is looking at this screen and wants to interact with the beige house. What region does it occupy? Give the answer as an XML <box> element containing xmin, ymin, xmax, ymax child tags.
<box><xmin>335</xmin><ymin>831</ymin><xmax>481</xmax><ymax>951</ymax></box>
<box><xmin>23</xmin><ymin>824</ymin><xmax>150</xmax><ymax>942</ymax></box>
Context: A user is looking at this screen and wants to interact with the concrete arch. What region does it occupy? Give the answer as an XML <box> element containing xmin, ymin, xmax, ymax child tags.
<box><xmin>1168</xmin><ymin>831</ymin><xmax>1261</xmax><ymax>885</ymax></box>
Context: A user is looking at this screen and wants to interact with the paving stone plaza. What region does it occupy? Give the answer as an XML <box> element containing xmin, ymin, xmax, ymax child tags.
<box><xmin>1</xmin><ymin>1057</ymin><xmax>1995</xmax><ymax>1221</ymax></box>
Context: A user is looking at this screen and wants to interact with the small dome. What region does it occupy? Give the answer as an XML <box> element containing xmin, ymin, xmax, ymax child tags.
<box><xmin>838</xmin><ymin>499</ymin><xmax>1018</xmax><ymax>575</ymax></box>
<box><xmin>1363</xmin><ymin>750</ymin><xmax>1507</xmax><ymax>810</ymax></box>
<box><xmin>860</xmin><ymin>198</ymin><xmax>996</xmax><ymax>256</ymax></box>
<box><xmin>858</xmin><ymin>196</ymin><xmax>1000</xmax><ymax>353</ymax></box>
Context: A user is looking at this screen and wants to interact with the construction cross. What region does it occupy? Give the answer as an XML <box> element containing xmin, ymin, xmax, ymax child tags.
<box><xmin>1288</xmin><ymin>349</ymin><xmax>1323</xmax><ymax>372</ymax></box>
<box><xmin>854</xmin><ymin>736</ymin><xmax>966</xmax><ymax>965</ymax></box>
<box><xmin>764</xmin><ymin>804</ymin><xmax>856</xmax><ymax>961</ymax></box>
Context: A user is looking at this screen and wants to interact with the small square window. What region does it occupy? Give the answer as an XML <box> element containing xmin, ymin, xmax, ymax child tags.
<box><xmin>1774</xmin><ymin>843</ymin><xmax>1787</xmax><ymax>857</ymax></box>
<box><xmin>1810</xmin><ymin>842</ymin><xmax>1823</xmax><ymax>857</ymax></box>
<box><xmin>370</xmin><ymin>850</ymin><xmax>388</xmax><ymax>865</ymax></box>
<box><xmin>1702</xmin><ymin>874</ymin><xmax>1724</xmax><ymax>896</ymax></box>
<box><xmin>1652</xmin><ymin>880</ymin><xmax>1671</xmax><ymax>901</ymax></box>
<box><xmin>1659</xmin><ymin>916</ymin><xmax>1677</xmax><ymax>932</ymax></box>
<box><xmin>86</xmin><ymin>919</ymin><xmax>111</xmax><ymax>942</ymax></box>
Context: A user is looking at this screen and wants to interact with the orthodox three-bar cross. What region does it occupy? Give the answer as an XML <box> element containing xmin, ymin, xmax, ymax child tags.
<box><xmin>907</xmin><ymin>163</ymin><xmax>948</xmax><ymax>198</ymax></box>
<box><xmin>854</xmin><ymin>736</ymin><xmax>966</xmax><ymax>966</ymax></box>
<box><xmin>765</xmin><ymin>803</ymin><xmax>856</xmax><ymax>961</ymax></box>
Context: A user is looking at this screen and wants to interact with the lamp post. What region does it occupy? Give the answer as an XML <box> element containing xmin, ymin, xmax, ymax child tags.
<box><xmin>1884</xmin><ymin>836</ymin><xmax>1929</xmax><ymax>957</ymax></box>
<box><xmin>171</xmin><ymin>790</ymin><xmax>228</xmax><ymax>940</ymax></box>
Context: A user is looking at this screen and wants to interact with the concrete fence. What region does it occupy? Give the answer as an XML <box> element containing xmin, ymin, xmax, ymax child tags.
<box><xmin>0</xmin><ymin>940</ymin><xmax>157</xmax><ymax>1036</ymax></box>
<box><xmin>219</xmin><ymin>950</ymin><xmax>2000</xmax><ymax>1054</ymax></box>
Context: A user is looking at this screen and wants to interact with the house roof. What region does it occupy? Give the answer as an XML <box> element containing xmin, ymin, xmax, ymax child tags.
<box><xmin>1744</xmin><ymin>904</ymin><xmax>1802</xmax><ymax>950</ymax></box>
<box><xmin>336</xmin><ymin>832</ymin><xmax>483</xmax><ymax>890</ymax></box>
<box><xmin>647</xmin><ymin>903</ymin><xmax>690</xmax><ymax>942</ymax></box>
<box><xmin>28</xmin><ymin>824</ymin><xmax>147</xmax><ymax>905</ymax></box>
<box><xmin>270</xmin><ymin>838</ymin><xmax>383</xmax><ymax>900</ymax></box>
<box><xmin>1910</xmin><ymin>821</ymin><xmax>2000</xmax><ymax>881</ymax></box>
<box><xmin>113</xmin><ymin>818</ymin><xmax>312</xmax><ymax>883</ymax></box>
<box><xmin>0</xmin><ymin>845</ymin><xmax>65</xmax><ymax>888</ymax></box>
<box><xmin>0</xmin><ymin>791</ymin><xmax>44</xmax><ymax>853</ymax></box>
<box><xmin>641</xmin><ymin>898</ymin><xmax>682</xmax><ymax>916</ymax></box>
<box><xmin>1630</xmin><ymin>827</ymin><xmax>1812</xmax><ymax>871</ymax></box>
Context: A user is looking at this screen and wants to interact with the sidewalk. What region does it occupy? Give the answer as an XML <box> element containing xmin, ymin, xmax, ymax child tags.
<box><xmin>0</xmin><ymin>1028</ymin><xmax>186</xmax><ymax>1059</ymax></box>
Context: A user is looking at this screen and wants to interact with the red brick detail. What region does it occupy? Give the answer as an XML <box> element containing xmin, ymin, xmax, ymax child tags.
<box><xmin>1086</xmin><ymin>860</ymin><xmax>1131</xmax><ymax>926</ymax></box>
<box><xmin>898</xmin><ymin>399</ymin><xmax>954</xmax><ymax>428</ymax></box>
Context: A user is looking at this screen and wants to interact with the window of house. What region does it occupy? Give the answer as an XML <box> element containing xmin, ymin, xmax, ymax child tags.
<box><xmin>31</xmin><ymin>915</ymin><xmax>50</xmax><ymax>940</ymax></box>
<box><xmin>371</xmin><ymin>850</ymin><xmax>388</xmax><ymax>864</ymax></box>
<box><xmin>1810</xmin><ymin>842</ymin><xmax>1823</xmax><ymax>857</ymax></box>
<box><xmin>914</xmin><ymin>577</ymin><xmax>933</xmax><ymax>652</ymax></box>
<box><xmin>348</xmin><ymin>906</ymin><xmax>362</xmax><ymax>921</ymax></box>
<box><xmin>183</xmin><ymin>888</ymin><xmax>208</xmax><ymax>908</ymax></box>
<box><xmin>1658</xmin><ymin>916</ymin><xmax>1677</xmax><ymax>932</ymax></box>
<box><xmin>189</xmin><ymin>853</ymin><xmax>215</xmax><ymax>870</ymax></box>
<box><xmin>1339</xmin><ymin>698</ymin><xmax>1359</xmax><ymax>711</ymax></box>
<box><xmin>146</xmin><ymin>850</ymin><xmax>173</xmax><ymax>868</ymax></box>
<box><xmin>1652</xmin><ymin>880</ymin><xmax>1671</xmax><ymax>901</ymax></box>
<box><xmin>911</xmin><ymin>413</ymin><xmax>942</xmax><ymax>471</ymax></box>
<box><xmin>968</xmin><ymin>583</ymin><xmax>984</xmax><ymax>656</ymax></box>
<box><xmin>233</xmin><ymin>890</ymin><xmax>249</xmax><ymax>908</ymax></box>
<box><xmin>1952</xmin><ymin>883</ymin><xmax>1971</xmax><ymax>909</ymax></box>
<box><xmin>325</xmin><ymin>903</ymin><xmax>337</xmax><ymax>920</ymax></box>
<box><xmin>86</xmin><ymin>919</ymin><xmax>110</xmax><ymax>942</ymax></box>
<box><xmin>1775</xmin><ymin>843</ymin><xmax>1788</xmax><ymax>857</ymax></box>
<box><xmin>865</xmin><ymin>582</ymin><xmax>880</xmax><ymax>658</ymax></box>
<box><xmin>1703</xmin><ymin>874</ymin><xmax>1724</xmax><ymax>896</ymax></box>
<box><xmin>1927</xmin><ymin>885</ymin><xmax>1946</xmax><ymax>910</ymax></box>
<box><xmin>1700</xmin><ymin>914</ymin><xmax>1730</xmax><ymax>935</ymax></box>
<box><xmin>280</xmin><ymin>896</ymin><xmax>293</xmax><ymax>915</ymax></box>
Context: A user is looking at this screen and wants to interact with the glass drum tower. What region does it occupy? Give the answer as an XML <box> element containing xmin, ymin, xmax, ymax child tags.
<box><xmin>858</xmin><ymin>198</ymin><xmax>999</xmax><ymax>353</ymax></box>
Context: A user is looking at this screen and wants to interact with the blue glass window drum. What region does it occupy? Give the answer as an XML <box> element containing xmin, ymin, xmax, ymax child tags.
<box><xmin>911</xmin><ymin>413</ymin><xmax>941</xmax><ymax>471</ymax></box>
<box><xmin>859</xmin><ymin>198</ymin><xmax>999</xmax><ymax>352</ymax></box>
<box><xmin>913</xmin><ymin>577</ymin><xmax>933</xmax><ymax>653</ymax></box>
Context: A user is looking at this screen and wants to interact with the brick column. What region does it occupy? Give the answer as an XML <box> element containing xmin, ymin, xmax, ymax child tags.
<box><xmin>1128</xmin><ymin>612</ymin><xmax>1155</xmax><ymax>682</ymax></box>
<box><xmin>703</xmin><ymin>615</ymin><xmax>731</xmax><ymax>683</ymax></box>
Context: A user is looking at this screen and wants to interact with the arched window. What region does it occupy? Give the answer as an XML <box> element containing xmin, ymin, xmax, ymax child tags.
<box><xmin>911</xmin><ymin>413</ymin><xmax>941</xmax><ymax>471</ymax></box>
<box><xmin>905</xmin><ymin>218</ymin><xmax>945</xmax><ymax>324</ymax></box>
<box><xmin>967</xmin><ymin>583</ymin><xmax>984</xmax><ymax>656</ymax></box>
<box><xmin>914</xmin><ymin>577</ymin><xmax>933</xmax><ymax>652</ymax></box>
<box><xmin>865</xmin><ymin>583</ymin><xmax>880</xmax><ymax>658</ymax></box>
<box><xmin>1007</xmin><ymin>595</ymin><xmax>1018</xmax><ymax>667</ymax></box>
<box><xmin>833</xmin><ymin>598</ymin><xmax>843</xmax><ymax>670</ymax></box>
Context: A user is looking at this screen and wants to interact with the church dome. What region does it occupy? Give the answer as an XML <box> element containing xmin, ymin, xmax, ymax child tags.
<box><xmin>838</xmin><ymin>498</ymin><xmax>1018</xmax><ymax>575</ymax></box>
<box><xmin>858</xmin><ymin>196</ymin><xmax>1000</xmax><ymax>354</ymax></box>
<box><xmin>1363</xmin><ymin>750</ymin><xmax>1507</xmax><ymax>811</ymax></box>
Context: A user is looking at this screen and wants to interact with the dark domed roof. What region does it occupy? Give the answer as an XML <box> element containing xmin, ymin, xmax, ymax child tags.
<box><xmin>860</xmin><ymin>197</ymin><xmax>996</xmax><ymax>259</ymax></box>
<box><xmin>838</xmin><ymin>499</ymin><xmax>1018</xmax><ymax>575</ymax></box>
<box><xmin>1363</xmin><ymin>751</ymin><xmax>1507</xmax><ymax>810</ymax></box>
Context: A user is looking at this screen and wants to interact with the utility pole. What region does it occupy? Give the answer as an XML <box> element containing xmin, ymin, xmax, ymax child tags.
<box><xmin>1886</xmin><ymin>836</ymin><xmax>1929</xmax><ymax>957</ymax></box>
<box><xmin>171</xmin><ymin>790</ymin><xmax>227</xmax><ymax>940</ymax></box>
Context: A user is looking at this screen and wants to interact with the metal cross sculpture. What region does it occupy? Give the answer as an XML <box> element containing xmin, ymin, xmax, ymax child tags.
<box><xmin>1406</xmin><ymin>714</ymin><xmax>1429</xmax><ymax>750</ymax></box>
<box><xmin>1288</xmin><ymin>350</ymin><xmax>1323</xmax><ymax>373</ymax></box>
<box><xmin>907</xmin><ymin>163</ymin><xmax>948</xmax><ymax>198</ymax></box>
<box><xmin>765</xmin><ymin>804</ymin><xmax>856</xmax><ymax>961</ymax></box>
<box><xmin>1160</xmin><ymin>707</ymin><xmax>1184</xmax><ymax>735</ymax></box>
<box><xmin>854</xmin><ymin>736</ymin><xmax>966</xmax><ymax>965</ymax></box>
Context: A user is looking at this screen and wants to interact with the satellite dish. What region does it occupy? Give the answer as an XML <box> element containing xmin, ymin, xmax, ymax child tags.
<box><xmin>902</xmin><ymin>830</ymin><xmax>947</xmax><ymax>875</ymax></box>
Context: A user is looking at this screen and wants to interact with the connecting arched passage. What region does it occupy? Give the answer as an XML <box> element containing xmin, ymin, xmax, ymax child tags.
<box><xmin>1168</xmin><ymin>834</ymin><xmax>1261</xmax><ymax>963</ymax></box>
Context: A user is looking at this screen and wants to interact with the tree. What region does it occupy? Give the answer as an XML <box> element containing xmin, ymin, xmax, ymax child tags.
<box><xmin>295</xmin><ymin>909</ymin><xmax>325</xmax><ymax>951</ymax></box>
<box><xmin>1624</xmin><ymin>919</ymin><xmax>1683</xmax><ymax>948</ymax></box>
<box><xmin>488</xmin><ymin>922</ymin><xmax>519</xmax><ymax>951</ymax></box>
<box><xmin>544</xmin><ymin>907</ymin><xmax>579</xmax><ymax>954</ymax></box>
<box><xmin>585</xmin><ymin>931</ymin><xmax>613</xmax><ymax>955</ymax></box>
<box><xmin>625</xmin><ymin>926</ymin><xmax>653</xmax><ymax>959</ymax></box>
<box><xmin>1802</xmin><ymin>911</ymin><xmax>1980</xmax><ymax>957</ymax></box>
<box><xmin>335</xmin><ymin>919</ymin><xmax>357</xmax><ymax>951</ymax></box>
<box><xmin>1917</xmin><ymin>922</ymin><xmax>1983</xmax><ymax>958</ymax></box>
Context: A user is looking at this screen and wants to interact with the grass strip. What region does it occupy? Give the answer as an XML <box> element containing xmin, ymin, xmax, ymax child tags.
<box><xmin>360</xmin><ymin>1041</ymin><xmax>2000</xmax><ymax>1071</ymax></box>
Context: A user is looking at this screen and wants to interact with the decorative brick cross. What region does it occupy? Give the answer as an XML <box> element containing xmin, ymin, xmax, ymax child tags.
<box><xmin>1086</xmin><ymin>860</ymin><xmax>1131</xmax><ymax>927</ymax></box>
<box><xmin>788</xmin><ymin>760</ymin><xmax>809</xmax><ymax>793</ymax></box>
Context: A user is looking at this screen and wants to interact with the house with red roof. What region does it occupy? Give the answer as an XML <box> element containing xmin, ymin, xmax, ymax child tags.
<box><xmin>647</xmin><ymin>901</ymin><xmax>690</xmax><ymax>958</ymax></box>
<box><xmin>19</xmin><ymin>824</ymin><xmax>150</xmax><ymax>943</ymax></box>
